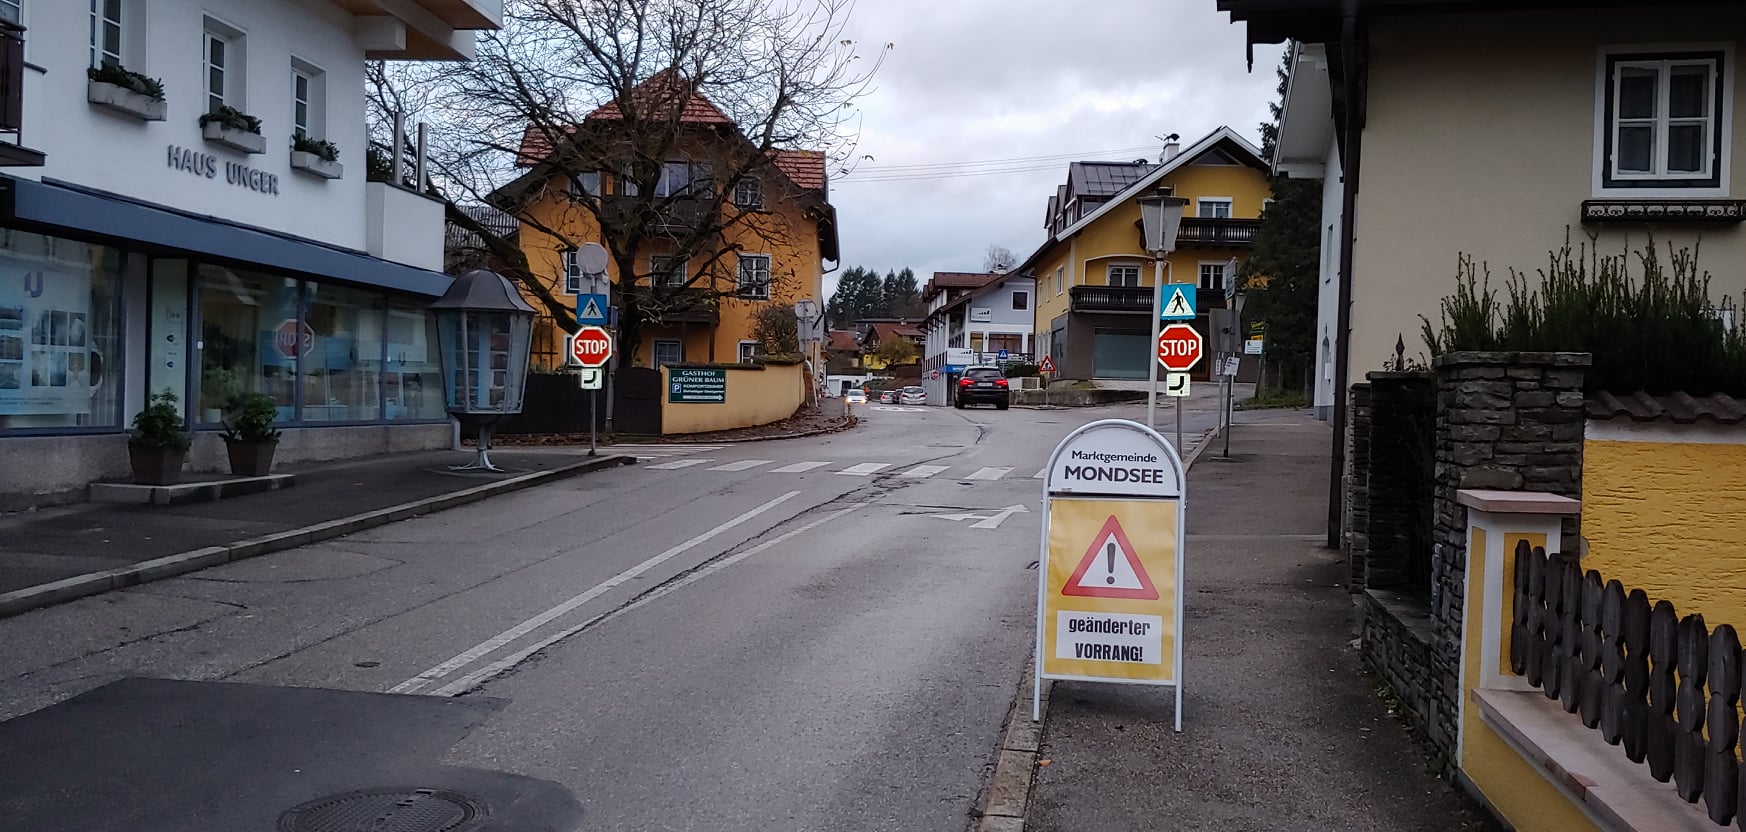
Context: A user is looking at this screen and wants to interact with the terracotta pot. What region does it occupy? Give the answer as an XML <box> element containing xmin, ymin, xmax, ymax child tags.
<box><xmin>128</xmin><ymin>446</ymin><xmax>186</xmax><ymax>485</ymax></box>
<box><xmin>225</xmin><ymin>440</ymin><xmax>278</xmax><ymax>477</ymax></box>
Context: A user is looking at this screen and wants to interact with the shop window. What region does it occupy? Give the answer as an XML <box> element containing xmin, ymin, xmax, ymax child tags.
<box><xmin>198</xmin><ymin>265</ymin><xmax>298</xmax><ymax>422</ymax></box>
<box><xmin>301</xmin><ymin>282</ymin><xmax>383</xmax><ymax>422</ymax></box>
<box><xmin>0</xmin><ymin>230</ymin><xmax>124</xmax><ymax>431</ymax></box>
<box><xmin>386</xmin><ymin>301</ymin><xmax>445</xmax><ymax>420</ymax></box>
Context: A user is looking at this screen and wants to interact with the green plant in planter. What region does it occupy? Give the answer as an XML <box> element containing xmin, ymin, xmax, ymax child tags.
<box><xmin>199</xmin><ymin>105</ymin><xmax>262</xmax><ymax>135</ymax></box>
<box><xmin>130</xmin><ymin>391</ymin><xmax>192</xmax><ymax>451</ymax></box>
<box><xmin>88</xmin><ymin>61</ymin><xmax>165</xmax><ymax>101</ymax></box>
<box><xmin>221</xmin><ymin>392</ymin><xmax>282</xmax><ymax>444</ymax></box>
<box><xmin>291</xmin><ymin>135</ymin><xmax>340</xmax><ymax>162</ymax></box>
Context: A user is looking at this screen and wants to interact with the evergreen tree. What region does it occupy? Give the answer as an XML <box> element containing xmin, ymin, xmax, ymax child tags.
<box><xmin>1239</xmin><ymin>52</ymin><xmax>1323</xmax><ymax>394</ymax></box>
<box><xmin>881</xmin><ymin>267</ymin><xmax>922</xmax><ymax>318</ymax></box>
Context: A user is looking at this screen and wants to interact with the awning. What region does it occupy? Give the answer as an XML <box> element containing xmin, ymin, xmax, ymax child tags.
<box><xmin>0</xmin><ymin>176</ymin><xmax>453</xmax><ymax>297</ymax></box>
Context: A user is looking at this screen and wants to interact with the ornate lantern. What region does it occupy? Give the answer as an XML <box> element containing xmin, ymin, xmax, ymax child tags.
<box><xmin>430</xmin><ymin>270</ymin><xmax>535</xmax><ymax>471</ymax></box>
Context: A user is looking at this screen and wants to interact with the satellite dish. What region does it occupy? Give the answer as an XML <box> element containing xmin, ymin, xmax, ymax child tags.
<box><xmin>577</xmin><ymin>242</ymin><xmax>609</xmax><ymax>274</ymax></box>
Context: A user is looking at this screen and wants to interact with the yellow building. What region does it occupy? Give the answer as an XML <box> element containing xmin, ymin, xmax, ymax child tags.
<box><xmin>1023</xmin><ymin>127</ymin><xmax>1272</xmax><ymax>381</ymax></box>
<box><xmin>498</xmin><ymin>72</ymin><xmax>838</xmax><ymax>371</ymax></box>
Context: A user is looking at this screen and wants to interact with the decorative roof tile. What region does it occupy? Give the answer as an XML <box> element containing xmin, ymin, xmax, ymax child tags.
<box><xmin>1586</xmin><ymin>390</ymin><xmax>1746</xmax><ymax>425</ymax></box>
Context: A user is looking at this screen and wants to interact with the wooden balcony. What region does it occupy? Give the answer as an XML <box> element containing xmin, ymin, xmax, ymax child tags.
<box><xmin>0</xmin><ymin>21</ymin><xmax>43</xmax><ymax>167</ymax></box>
<box><xmin>601</xmin><ymin>195</ymin><xmax>712</xmax><ymax>237</ymax></box>
<box><xmin>1177</xmin><ymin>217</ymin><xmax>1259</xmax><ymax>247</ymax></box>
<box><xmin>626</xmin><ymin>285</ymin><xmax>718</xmax><ymax>325</ymax></box>
<box><xmin>1069</xmin><ymin>285</ymin><xmax>1152</xmax><ymax>314</ymax></box>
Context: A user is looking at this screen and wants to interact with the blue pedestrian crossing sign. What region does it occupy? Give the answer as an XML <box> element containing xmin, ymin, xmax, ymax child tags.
<box><xmin>576</xmin><ymin>293</ymin><xmax>609</xmax><ymax>326</ymax></box>
<box><xmin>1160</xmin><ymin>284</ymin><xmax>1197</xmax><ymax>320</ymax></box>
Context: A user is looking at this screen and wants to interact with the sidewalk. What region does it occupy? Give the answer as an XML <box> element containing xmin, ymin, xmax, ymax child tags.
<box><xmin>0</xmin><ymin>448</ymin><xmax>629</xmax><ymax>612</ymax></box>
<box><xmin>1024</xmin><ymin>413</ymin><xmax>1496</xmax><ymax>832</ymax></box>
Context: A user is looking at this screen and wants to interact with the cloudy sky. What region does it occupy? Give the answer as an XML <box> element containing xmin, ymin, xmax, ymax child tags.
<box><xmin>827</xmin><ymin>1</ymin><xmax>1284</xmax><ymax>292</ymax></box>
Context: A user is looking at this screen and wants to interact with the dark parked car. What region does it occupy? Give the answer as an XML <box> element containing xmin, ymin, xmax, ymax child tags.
<box><xmin>955</xmin><ymin>366</ymin><xmax>1009</xmax><ymax>410</ymax></box>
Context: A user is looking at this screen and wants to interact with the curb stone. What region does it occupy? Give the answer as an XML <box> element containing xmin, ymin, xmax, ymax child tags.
<box><xmin>973</xmin><ymin>426</ymin><xmax>1218</xmax><ymax>832</ymax></box>
<box><xmin>0</xmin><ymin>454</ymin><xmax>633</xmax><ymax>620</ymax></box>
<box><xmin>663</xmin><ymin>412</ymin><xmax>858</xmax><ymax>444</ymax></box>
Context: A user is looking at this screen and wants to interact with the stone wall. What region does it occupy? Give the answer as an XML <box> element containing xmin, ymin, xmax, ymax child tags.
<box><xmin>1361</xmin><ymin>588</ymin><xmax>1442</xmax><ymax>766</ymax></box>
<box><xmin>1364</xmin><ymin>372</ymin><xmax>1437</xmax><ymax>594</ymax></box>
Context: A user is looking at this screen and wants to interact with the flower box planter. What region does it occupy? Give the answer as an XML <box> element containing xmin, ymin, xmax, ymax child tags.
<box><xmin>290</xmin><ymin>150</ymin><xmax>343</xmax><ymax>180</ymax></box>
<box><xmin>224</xmin><ymin>439</ymin><xmax>278</xmax><ymax>477</ymax></box>
<box><xmin>128</xmin><ymin>446</ymin><xmax>186</xmax><ymax>486</ymax></box>
<box><xmin>202</xmin><ymin>122</ymin><xmax>265</xmax><ymax>155</ymax></box>
<box><xmin>87</xmin><ymin>80</ymin><xmax>165</xmax><ymax>121</ymax></box>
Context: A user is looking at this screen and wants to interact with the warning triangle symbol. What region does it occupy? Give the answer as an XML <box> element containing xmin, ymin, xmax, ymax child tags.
<box><xmin>1061</xmin><ymin>515</ymin><xmax>1159</xmax><ymax>600</ymax></box>
<box><xmin>1165</xmin><ymin>288</ymin><xmax>1193</xmax><ymax>316</ymax></box>
<box><xmin>1037</xmin><ymin>355</ymin><xmax>1056</xmax><ymax>374</ymax></box>
<box><xmin>579</xmin><ymin>298</ymin><xmax>604</xmax><ymax>320</ymax></box>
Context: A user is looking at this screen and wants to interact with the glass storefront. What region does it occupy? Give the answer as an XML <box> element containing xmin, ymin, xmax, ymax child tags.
<box><xmin>198</xmin><ymin>265</ymin><xmax>301</xmax><ymax>422</ymax></box>
<box><xmin>301</xmin><ymin>282</ymin><xmax>384</xmax><ymax>422</ymax></box>
<box><xmin>0</xmin><ymin>231</ymin><xmax>123</xmax><ymax>431</ymax></box>
<box><xmin>384</xmin><ymin>301</ymin><xmax>445</xmax><ymax>421</ymax></box>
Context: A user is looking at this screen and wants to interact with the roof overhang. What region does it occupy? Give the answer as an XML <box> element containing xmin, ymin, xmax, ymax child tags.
<box><xmin>1217</xmin><ymin>0</ymin><xmax>1742</xmax><ymax>49</ymax></box>
<box><xmin>339</xmin><ymin>0</ymin><xmax>502</xmax><ymax>61</ymax></box>
<box><xmin>1275</xmin><ymin>42</ymin><xmax>1334</xmax><ymax>178</ymax></box>
<box><xmin>1058</xmin><ymin>126</ymin><xmax>1266</xmax><ymax>239</ymax></box>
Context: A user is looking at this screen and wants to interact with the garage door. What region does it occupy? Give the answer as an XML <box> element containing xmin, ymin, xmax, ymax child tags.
<box><xmin>1091</xmin><ymin>327</ymin><xmax>1150</xmax><ymax>379</ymax></box>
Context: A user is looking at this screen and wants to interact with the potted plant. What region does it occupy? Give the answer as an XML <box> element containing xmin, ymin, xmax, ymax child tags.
<box><xmin>221</xmin><ymin>392</ymin><xmax>282</xmax><ymax>477</ymax></box>
<box><xmin>87</xmin><ymin>61</ymin><xmax>166</xmax><ymax>121</ymax></box>
<box><xmin>199</xmin><ymin>105</ymin><xmax>265</xmax><ymax>154</ymax></box>
<box><xmin>289</xmin><ymin>134</ymin><xmax>343</xmax><ymax>180</ymax></box>
<box><xmin>128</xmin><ymin>391</ymin><xmax>191</xmax><ymax>485</ymax></box>
<box><xmin>200</xmin><ymin>367</ymin><xmax>244</xmax><ymax>423</ymax></box>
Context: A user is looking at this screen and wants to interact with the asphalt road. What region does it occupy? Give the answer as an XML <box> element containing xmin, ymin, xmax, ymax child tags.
<box><xmin>0</xmin><ymin>393</ymin><xmax>1225</xmax><ymax>831</ymax></box>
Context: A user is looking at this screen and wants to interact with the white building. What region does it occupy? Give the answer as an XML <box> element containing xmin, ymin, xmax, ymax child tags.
<box><xmin>1273</xmin><ymin>42</ymin><xmax>1341</xmax><ymax>422</ymax></box>
<box><xmin>0</xmin><ymin>0</ymin><xmax>500</xmax><ymax>503</ymax></box>
<box><xmin>919</xmin><ymin>269</ymin><xmax>1035</xmax><ymax>405</ymax></box>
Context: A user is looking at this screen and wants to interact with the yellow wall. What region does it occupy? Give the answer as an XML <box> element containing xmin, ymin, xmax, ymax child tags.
<box><xmin>1582</xmin><ymin>429</ymin><xmax>1746</xmax><ymax>625</ymax></box>
<box><xmin>1030</xmin><ymin>160</ymin><xmax>1271</xmax><ymax>333</ymax></box>
<box><xmin>661</xmin><ymin>362</ymin><xmax>804</xmax><ymax>434</ymax></box>
<box><xmin>1352</xmin><ymin>9</ymin><xmax>1746</xmax><ymax>380</ymax></box>
<box><xmin>1459</xmin><ymin>525</ymin><xmax>1601</xmax><ymax>831</ymax></box>
<box><xmin>516</xmin><ymin>165</ymin><xmax>825</xmax><ymax>370</ymax></box>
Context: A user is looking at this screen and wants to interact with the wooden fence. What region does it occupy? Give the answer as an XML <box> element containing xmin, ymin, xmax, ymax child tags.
<box><xmin>1511</xmin><ymin>541</ymin><xmax>1742</xmax><ymax>826</ymax></box>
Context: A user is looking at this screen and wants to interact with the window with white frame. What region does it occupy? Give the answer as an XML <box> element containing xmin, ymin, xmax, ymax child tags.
<box><xmin>1601</xmin><ymin>50</ymin><xmax>1728</xmax><ymax>190</ymax></box>
<box><xmin>1199</xmin><ymin>261</ymin><xmax>1228</xmax><ymax>292</ymax></box>
<box><xmin>562</xmin><ymin>248</ymin><xmax>583</xmax><ymax>294</ymax></box>
<box><xmin>1107</xmin><ymin>264</ymin><xmax>1141</xmax><ymax>287</ymax></box>
<box><xmin>733</xmin><ymin>177</ymin><xmax>763</xmax><ymax>209</ymax></box>
<box><xmin>90</xmin><ymin>0</ymin><xmax>122</xmax><ymax>68</ymax></box>
<box><xmin>738</xmin><ymin>340</ymin><xmax>761</xmax><ymax>363</ymax></box>
<box><xmin>653</xmin><ymin>339</ymin><xmax>683</xmax><ymax>367</ymax></box>
<box><xmin>1012</xmin><ymin>290</ymin><xmax>1028</xmax><ymax>310</ymax></box>
<box><xmin>0</xmin><ymin>1</ymin><xmax>20</xmax><ymax>25</ymax></box>
<box><xmin>618</xmin><ymin>164</ymin><xmax>640</xmax><ymax>196</ymax></box>
<box><xmin>1054</xmin><ymin>266</ymin><xmax>1064</xmax><ymax>296</ymax></box>
<box><xmin>737</xmin><ymin>254</ymin><xmax>771</xmax><ymax>299</ymax></box>
<box><xmin>203</xmin><ymin>19</ymin><xmax>244</xmax><ymax>113</ymax></box>
<box><xmin>649</xmin><ymin>255</ymin><xmax>687</xmax><ymax>287</ymax></box>
<box><xmin>290</xmin><ymin>60</ymin><xmax>325</xmax><ymax>139</ymax></box>
<box><xmin>569</xmin><ymin>171</ymin><xmax>601</xmax><ymax>199</ymax></box>
<box><xmin>1197</xmin><ymin>197</ymin><xmax>1233</xmax><ymax>219</ymax></box>
<box><xmin>656</xmin><ymin>161</ymin><xmax>713</xmax><ymax>198</ymax></box>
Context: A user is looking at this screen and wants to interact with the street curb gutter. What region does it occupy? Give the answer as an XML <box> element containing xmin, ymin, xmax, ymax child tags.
<box><xmin>0</xmin><ymin>454</ymin><xmax>633</xmax><ymax>621</ymax></box>
<box><xmin>972</xmin><ymin>426</ymin><xmax>1218</xmax><ymax>832</ymax></box>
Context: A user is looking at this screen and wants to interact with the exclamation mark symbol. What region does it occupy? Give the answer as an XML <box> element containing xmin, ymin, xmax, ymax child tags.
<box><xmin>1105</xmin><ymin>541</ymin><xmax>1117</xmax><ymax>584</ymax></box>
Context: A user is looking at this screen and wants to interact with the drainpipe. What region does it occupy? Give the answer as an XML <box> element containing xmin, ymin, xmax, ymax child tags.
<box><xmin>1327</xmin><ymin>0</ymin><xmax>1365</xmax><ymax>550</ymax></box>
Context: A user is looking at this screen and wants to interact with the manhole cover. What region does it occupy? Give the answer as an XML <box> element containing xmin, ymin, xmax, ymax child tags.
<box><xmin>279</xmin><ymin>788</ymin><xmax>488</xmax><ymax>832</ymax></box>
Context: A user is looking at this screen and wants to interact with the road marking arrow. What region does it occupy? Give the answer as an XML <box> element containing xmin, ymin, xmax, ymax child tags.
<box><xmin>929</xmin><ymin>504</ymin><xmax>1030</xmax><ymax>530</ymax></box>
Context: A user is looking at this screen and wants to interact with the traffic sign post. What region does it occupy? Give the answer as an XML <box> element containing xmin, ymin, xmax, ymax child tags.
<box><xmin>1160</xmin><ymin>284</ymin><xmax>1197</xmax><ymax>321</ymax></box>
<box><xmin>1037</xmin><ymin>354</ymin><xmax>1057</xmax><ymax>408</ymax></box>
<box><xmin>1035</xmin><ymin>419</ymin><xmax>1187</xmax><ymax>730</ymax></box>
<box><xmin>1156</xmin><ymin>323</ymin><xmax>1203</xmax><ymax>453</ymax></box>
<box><xmin>568</xmin><ymin>325</ymin><xmax>613</xmax><ymax>455</ymax></box>
<box><xmin>576</xmin><ymin>294</ymin><xmax>609</xmax><ymax>327</ymax></box>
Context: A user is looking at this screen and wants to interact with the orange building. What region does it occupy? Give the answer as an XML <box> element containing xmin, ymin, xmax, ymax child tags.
<box><xmin>498</xmin><ymin>72</ymin><xmax>839</xmax><ymax>371</ymax></box>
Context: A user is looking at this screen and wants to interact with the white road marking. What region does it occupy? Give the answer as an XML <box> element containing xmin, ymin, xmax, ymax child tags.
<box><xmin>900</xmin><ymin>464</ymin><xmax>950</xmax><ymax>479</ymax></box>
<box><xmin>645</xmin><ymin>458</ymin><xmax>713</xmax><ymax>470</ymax></box>
<box><xmin>771</xmin><ymin>461</ymin><xmax>832</xmax><ymax>473</ymax></box>
<box><xmin>835</xmin><ymin>462</ymin><xmax>892</xmax><ymax>476</ymax></box>
<box><xmin>428</xmin><ymin>501</ymin><xmax>868</xmax><ymax>697</ymax></box>
<box><xmin>929</xmin><ymin>504</ymin><xmax>1030</xmax><ymax>530</ymax></box>
<box><xmin>1031</xmin><ymin>467</ymin><xmax>1047</xmax><ymax>479</ymax></box>
<box><xmin>966</xmin><ymin>466</ymin><xmax>1013</xmax><ymax>481</ymax></box>
<box><xmin>707</xmin><ymin>459</ymin><xmax>772</xmax><ymax>472</ymax></box>
<box><xmin>391</xmin><ymin>490</ymin><xmax>803</xmax><ymax>695</ymax></box>
<box><xmin>599</xmin><ymin>444</ymin><xmax>724</xmax><ymax>458</ymax></box>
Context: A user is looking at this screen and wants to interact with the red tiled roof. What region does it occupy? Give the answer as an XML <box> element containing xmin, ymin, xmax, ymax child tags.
<box><xmin>773</xmin><ymin>150</ymin><xmax>826</xmax><ymax>191</ymax></box>
<box><xmin>923</xmin><ymin>271</ymin><xmax>1002</xmax><ymax>300</ymax></box>
<box><xmin>1586</xmin><ymin>391</ymin><xmax>1746</xmax><ymax>425</ymax></box>
<box><xmin>826</xmin><ymin>329</ymin><xmax>860</xmax><ymax>351</ymax></box>
<box><xmin>866</xmin><ymin>322</ymin><xmax>924</xmax><ymax>344</ymax></box>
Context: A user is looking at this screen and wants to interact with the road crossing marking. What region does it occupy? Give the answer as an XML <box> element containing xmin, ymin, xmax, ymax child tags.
<box><xmin>707</xmin><ymin>459</ymin><xmax>772</xmax><ymax>472</ymax></box>
<box><xmin>646</xmin><ymin>458</ymin><xmax>713</xmax><ymax>470</ymax></box>
<box><xmin>771</xmin><ymin>461</ymin><xmax>832</xmax><ymax>473</ymax></box>
<box><xmin>1032</xmin><ymin>468</ymin><xmax>1047</xmax><ymax>479</ymax></box>
<box><xmin>900</xmin><ymin>464</ymin><xmax>950</xmax><ymax>478</ymax></box>
<box><xmin>836</xmin><ymin>462</ymin><xmax>892</xmax><ymax>476</ymax></box>
<box><xmin>967</xmin><ymin>467</ymin><xmax>1013</xmax><ymax>481</ymax></box>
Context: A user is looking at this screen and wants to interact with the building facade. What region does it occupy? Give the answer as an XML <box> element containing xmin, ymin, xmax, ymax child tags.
<box><xmin>0</xmin><ymin>0</ymin><xmax>498</xmax><ymax>504</ymax></box>
<box><xmin>1024</xmin><ymin>128</ymin><xmax>1272</xmax><ymax>381</ymax></box>
<box><xmin>919</xmin><ymin>270</ymin><xmax>1035</xmax><ymax>405</ymax></box>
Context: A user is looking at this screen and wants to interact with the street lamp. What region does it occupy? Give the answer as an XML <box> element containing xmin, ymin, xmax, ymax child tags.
<box><xmin>430</xmin><ymin>269</ymin><xmax>536</xmax><ymax>472</ymax></box>
<box><xmin>1138</xmin><ymin>190</ymin><xmax>1189</xmax><ymax>436</ymax></box>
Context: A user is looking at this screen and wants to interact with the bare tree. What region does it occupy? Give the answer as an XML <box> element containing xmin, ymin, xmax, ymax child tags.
<box><xmin>368</xmin><ymin>0</ymin><xmax>888</xmax><ymax>362</ymax></box>
<box><xmin>983</xmin><ymin>244</ymin><xmax>1017</xmax><ymax>273</ymax></box>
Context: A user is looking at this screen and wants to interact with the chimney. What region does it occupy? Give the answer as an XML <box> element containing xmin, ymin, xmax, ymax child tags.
<box><xmin>992</xmin><ymin>264</ymin><xmax>1008</xmax><ymax>274</ymax></box>
<box><xmin>1160</xmin><ymin>133</ymin><xmax>1181</xmax><ymax>162</ymax></box>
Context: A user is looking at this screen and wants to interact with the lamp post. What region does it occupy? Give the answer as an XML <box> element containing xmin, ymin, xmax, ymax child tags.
<box><xmin>430</xmin><ymin>269</ymin><xmax>536</xmax><ymax>472</ymax></box>
<box><xmin>1138</xmin><ymin>191</ymin><xmax>1189</xmax><ymax>436</ymax></box>
<box><xmin>1224</xmin><ymin>284</ymin><xmax>1247</xmax><ymax>458</ymax></box>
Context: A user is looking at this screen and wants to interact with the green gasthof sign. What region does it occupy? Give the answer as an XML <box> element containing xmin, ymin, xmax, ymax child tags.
<box><xmin>669</xmin><ymin>368</ymin><xmax>727</xmax><ymax>403</ymax></box>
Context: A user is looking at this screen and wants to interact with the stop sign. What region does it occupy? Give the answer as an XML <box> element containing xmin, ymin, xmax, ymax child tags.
<box><xmin>1157</xmin><ymin>323</ymin><xmax>1203</xmax><ymax>372</ymax></box>
<box><xmin>569</xmin><ymin>325</ymin><xmax>613</xmax><ymax>368</ymax></box>
<box><xmin>273</xmin><ymin>318</ymin><xmax>314</xmax><ymax>360</ymax></box>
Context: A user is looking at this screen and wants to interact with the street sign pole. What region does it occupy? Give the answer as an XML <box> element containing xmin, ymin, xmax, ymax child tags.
<box><xmin>1147</xmin><ymin>259</ymin><xmax>1164</xmax><ymax>429</ymax></box>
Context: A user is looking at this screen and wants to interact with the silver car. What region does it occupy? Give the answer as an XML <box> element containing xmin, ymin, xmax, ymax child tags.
<box><xmin>899</xmin><ymin>386</ymin><xmax>927</xmax><ymax>405</ymax></box>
